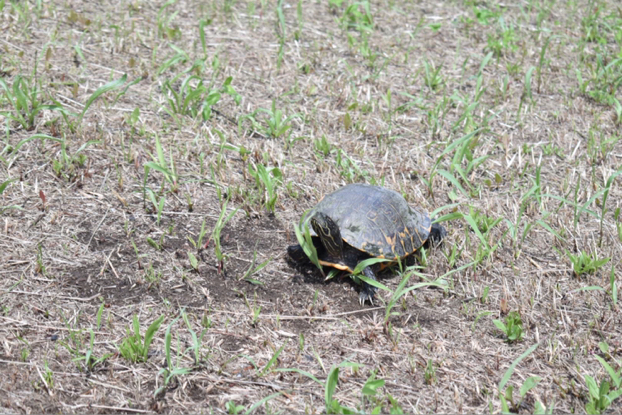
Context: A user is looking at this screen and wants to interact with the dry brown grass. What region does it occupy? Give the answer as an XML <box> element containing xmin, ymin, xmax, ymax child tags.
<box><xmin>1</xmin><ymin>0</ymin><xmax>622</xmax><ymax>413</ymax></box>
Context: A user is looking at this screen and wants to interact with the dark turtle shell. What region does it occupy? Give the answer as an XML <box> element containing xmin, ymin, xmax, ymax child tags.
<box><xmin>304</xmin><ymin>184</ymin><xmax>432</xmax><ymax>260</ymax></box>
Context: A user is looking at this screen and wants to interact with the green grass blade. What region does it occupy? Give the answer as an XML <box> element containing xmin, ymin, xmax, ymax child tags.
<box><xmin>498</xmin><ymin>343</ymin><xmax>539</xmax><ymax>391</ymax></box>
<box><xmin>356</xmin><ymin>274</ymin><xmax>391</xmax><ymax>292</ymax></box>
<box><xmin>275</xmin><ymin>368</ymin><xmax>322</xmax><ymax>385</ymax></box>
<box><xmin>142</xmin><ymin>315</ymin><xmax>165</xmax><ymax>360</ymax></box>
<box><xmin>244</xmin><ymin>392</ymin><xmax>283</xmax><ymax>415</ymax></box>
<box><xmin>437</xmin><ymin>169</ymin><xmax>468</xmax><ymax>196</ymax></box>
<box><xmin>78</xmin><ymin>74</ymin><xmax>127</xmax><ymax>123</ymax></box>
<box><xmin>463</xmin><ymin>213</ymin><xmax>489</xmax><ymax>248</ymax></box>
<box><xmin>595</xmin><ymin>355</ymin><xmax>621</xmax><ymax>388</ymax></box>
<box><xmin>144</xmin><ymin>161</ymin><xmax>174</xmax><ymax>178</ymax></box>
<box><xmin>325</xmin><ymin>366</ymin><xmax>339</xmax><ymax>408</ymax></box>
<box><xmin>0</xmin><ymin>178</ymin><xmax>16</xmax><ymax>194</ymax></box>
<box><xmin>258</xmin><ymin>342</ymin><xmax>287</xmax><ymax>376</ymax></box>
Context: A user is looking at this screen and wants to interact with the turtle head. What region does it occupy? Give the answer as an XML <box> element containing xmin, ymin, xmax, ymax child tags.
<box><xmin>310</xmin><ymin>212</ymin><xmax>343</xmax><ymax>258</ymax></box>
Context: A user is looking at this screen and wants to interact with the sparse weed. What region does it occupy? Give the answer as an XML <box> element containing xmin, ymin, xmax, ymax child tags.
<box><xmin>358</xmin><ymin>371</ymin><xmax>390</xmax><ymax>414</ymax></box>
<box><xmin>239</xmin><ymin>250</ymin><xmax>271</xmax><ymax>283</ymax></box>
<box><xmin>486</xmin><ymin>17</ymin><xmax>518</xmax><ymax>57</ymax></box>
<box><xmin>248</xmin><ymin>162</ymin><xmax>282</xmax><ymax>214</ymax></box>
<box><xmin>51</xmin><ymin>137</ymin><xmax>99</xmax><ymax>180</ymax></box>
<box><xmin>0</xmin><ymin>75</ymin><xmax>63</xmax><ymax>131</ymax></box>
<box><xmin>144</xmin><ymin>264</ymin><xmax>162</xmax><ymax>285</ymax></box>
<box><xmin>424</xmin><ymin>129</ymin><xmax>488</xmax><ymax>199</ymax></box>
<box><xmin>497</xmin><ymin>344</ymin><xmax>549</xmax><ymax>413</ymax></box>
<box><xmin>469</xmin><ymin>207</ymin><xmax>502</xmax><ymax>235</ymax></box>
<box><xmin>461</xmin><ymin>210</ymin><xmax>502</xmax><ymax>266</ymax></box>
<box><xmin>610</xmin><ymin>265</ymin><xmax>618</xmax><ymax>306</ymax></box>
<box><xmin>187</xmin><ymin>218</ymin><xmax>208</xmax><ymax>251</ymax></box>
<box><xmin>384</xmin><ymin>265</ymin><xmax>451</xmax><ymax>323</ymax></box>
<box><xmin>35</xmin><ymin>243</ymin><xmax>47</xmax><ymax>276</ymax></box>
<box><xmin>144</xmin><ymin>133</ymin><xmax>179</xmax><ymax>193</ymax></box>
<box><xmin>155</xmin><ymin>313</ymin><xmax>193</xmax><ymax>398</ymax></box>
<box><xmin>517</xmin><ymin>66</ymin><xmax>535</xmax><ymax>122</ymax></box>
<box><xmin>210</xmin><ymin>193</ymin><xmax>238</xmax><ymax>272</ymax></box>
<box><xmin>41</xmin><ymin>361</ymin><xmax>54</xmax><ymax>391</ymax></box>
<box><xmin>161</xmin><ymin>76</ymin><xmax>240</xmax><ymax>124</ymax></box>
<box><xmin>188</xmin><ymin>251</ymin><xmax>199</xmax><ymax>271</ymax></box>
<box><xmin>275</xmin><ymin>0</ymin><xmax>286</xmax><ymax>69</ymax></box>
<box><xmin>156</xmin><ymin>46</ymin><xmax>189</xmax><ymax>75</ymax></box>
<box><xmin>493</xmin><ymin>311</ymin><xmax>524</xmax><ymax>343</ymax></box>
<box><xmin>577</xmin><ymin>56</ymin><xmax>622</xmax><ymax>107</ymax></box>
<box><xmin>145</xmin><ymin>189</ymin><xmax>166</xmax><ymax>226</ymax></box>
<box><xmin>322</xmin><ymin>362</ymin><xmax>404</xmax><ymax>414</ymax></box>
<box><xmin>182</xmin><ymin>311</ymin><xmax>207</xmax><ymax>365</ymax></box>
<box><xmin>258</xmin><ymin>341</ymin><xmax>287</xmax><ymax>376</ymax></box>
<box><xmin>598</xmin><ymin>169</ymin><xmax>622</xmax><ymax>246</ymax></box>
<box><xmin>21</xmin><ymin>347</ymin><xmax>30</xmax><ymax>362</ymax></box>
<box><xmin>340</xmin><ymin>1</ymin><xmax>373</xmax><ymax>33</ymax></box>
<box><xmin>225</xmin><ymin>401</ymin><xmax>245</xmax><ymax>415</ymax></box>
<box><xmin>240</xmin><ymin>101</ymin><xmax>300</xmax><ymax>143</ymax></box>
<box><xmin>156</xmin><ymin>0</ymin><xmax>181</xmax><ymax>40</ymax></box>
<box><xmin>314</xmin><ymin>135</ymin><xmax>333</xmax><ymax>157</ymax></box>
<box><xmin>422</xmin><ymin>60</ymin><xmax>444</xmax><ymax>92</ymax></box>
<box><xmin>334</xmin><ymin>148</ymin><xmax>373</xmax><ymax>183</ymax></box>
<box><xmin>3</xmin><ymin>0</ymin><xmax>622</xmax><ymax>413</ymax></box>
<box><xmin>583</xmin><ymin>345</ymin><xmax>622</xmax><ymax>414</ymax></box>
<box><xmin>581</xmin><ymin>5</ymin><xmax>604</xmax><ymax>43</ymax></box>
<box><xmin>424</xmin><ymin>359</ymin><xmax>436</xmax><ymax>385</ymax></box>
<box><xmin>60</xmin><ymin>311</ymin><xmax>112</xmax><ymax>372</ymax></box>
<box><xmin>70</xmin><ymin>329</ymin><xmax>113</xmax><ymax>372</ymax></box>
<box><xmin>566</xmin><ymin>250</ymin><xmax>610</xmax><ymax>277</ymax></box>
<box><xmin>472</xmin><ymin>5</ymin><xmax>501</xmax><ymax>25</ymax></box>
<box><xmin>0</xmin><ymin>178</ymin><xmax>20</xmax><ymax>213</ymax></box>
<box><xmin>324</xmin><ymin>362</ymin><xmax>362</xmax><ymax>413</ymax></box>
<box><xmin>118</xmin><ymin>314</ymin><xmax>165</xmax><ymax>363</ymax></box>
<box><xmin>54</xmin><ymin>74</ymin><xmax>134</xmax><ymax>132</ymax></box>
<box><xmin>481</xmin><ymin>286</ymin><xmax>490</xmax><ymax>304</ymax></box>
<box><xmin>613</xmin><ymin>99</ymin><xmax>622</xmax><ymax>124</ymax></box>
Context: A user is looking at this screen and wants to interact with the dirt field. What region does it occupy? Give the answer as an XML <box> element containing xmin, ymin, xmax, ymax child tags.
<box><xmin>1</xmin><ymin>0</ymin><xmax>621</xmax><ymax>413</ymax></box>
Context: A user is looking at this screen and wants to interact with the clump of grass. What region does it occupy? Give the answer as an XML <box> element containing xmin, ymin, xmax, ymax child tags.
<box><xmin>424</xmin><ymin>359</ymin><xmax>437</xmax><ymax>385</ymax></box>
<box><xmin>248</xmin><ymin>162</ymin><xmax>282</xmax><ymax>214</ymax></box>
<box><xmin>497</xmin><ymin>344</ymin><xmax>549</xmax><ymax>413</ymax></box>
<box><xmin>0</xmin><ymin>178</ymin><xmax>20</xmax><ymax>214</ymax></box>
<box><xmin>583</xmin><ymin>342</ymin><xmax>622</xmax><ymax>414</ymax></box>
<box><xmin>210</xmin><ymin>193</ymin><xmax>238</xmax><ymax>273</ymax></box>
<box><xmin>0</xmin><ymin>75</ymin><xmax>60</xmax><ymax>131</ymax></box>
<box><xmin>239</xmin><ymin>101</ymin><xmax>300</xmax><ymax>142</ymax></box>
<box><xmin>566</xmin><ymin>250</ymin><xmax>610</xmax><ymax>277</ymax></box>
<box><xmin>494</xmin><ymin>311</ymin><xmax>524</xmax><ymax>343</ymax></box>
<box><xmin>119</xmin><ymin>315</ymin><xmax>165</xmax><ymax>363</ymax></box>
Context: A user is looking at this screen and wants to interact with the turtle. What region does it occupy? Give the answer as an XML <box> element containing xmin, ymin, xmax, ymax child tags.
<box><xmin>287</xmin><ymin>183</ymin><xmax>447</xmax><ymax>304</ymax></box>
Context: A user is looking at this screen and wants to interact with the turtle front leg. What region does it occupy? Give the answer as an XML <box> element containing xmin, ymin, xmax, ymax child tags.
<box><xmin>359</xmin><ymin>266</ymin><xmax>378</xmax><ymax>305</ymax></box>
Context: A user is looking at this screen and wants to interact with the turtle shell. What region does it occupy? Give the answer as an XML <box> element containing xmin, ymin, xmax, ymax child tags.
<box><xmin>305</xmin><ymin>184</ymin><xmax>432</xmax><ymax>260</ymax></box>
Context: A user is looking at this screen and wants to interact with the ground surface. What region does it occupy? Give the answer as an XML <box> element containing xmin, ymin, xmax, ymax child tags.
<box><xmin>1</xmin><ymin>0</ymin><xmax>622</xmax><ymax>413</ymax></box>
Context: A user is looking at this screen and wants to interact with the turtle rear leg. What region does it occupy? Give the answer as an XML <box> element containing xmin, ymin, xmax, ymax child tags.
<box><xmin>359</xmin><ymin>266</ymin><xmax>378</xmax><ymax>305</ymax></box>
